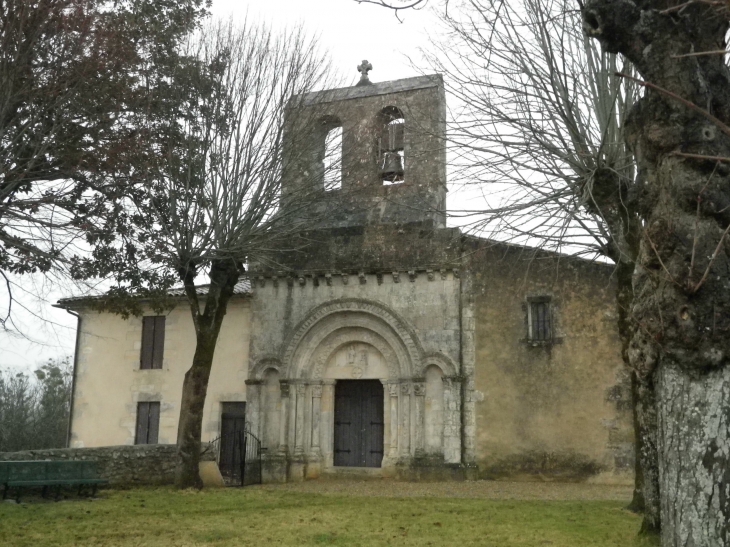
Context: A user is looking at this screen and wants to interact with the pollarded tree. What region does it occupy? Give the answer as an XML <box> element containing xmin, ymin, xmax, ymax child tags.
<box><xmin>582</xmin><ymin>1</ymin><xmax>730</xmax><ymax>545</ymax></box>
<box><xmin>86</xmin><ymin>20</ymin><xmax>337</xmax><ymax>488</ymax></box>
<box><xmin>423</xmin><ymin>0</ymin><xmax>663</xmax><ymax>532</ymax></box>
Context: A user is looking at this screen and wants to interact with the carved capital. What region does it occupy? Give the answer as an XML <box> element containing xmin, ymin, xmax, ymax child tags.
<box><xmin>279</xmin><ymin>381</ymin><xmax>290</xmax><ymax>397</ymax></box>
<box><xmin>413</xmin><ymin>382</ymin><xmax>426</xmax><ymax>397</ymax></box>
<box><xmin>311</xmin><ymin>385</ymin><xmax>323</xmax><ymax>398</ymax></box>
<box><xmin>401</xmin><ymin>383</ymin><xmax>411</xmax><ymax>395</ymax></box>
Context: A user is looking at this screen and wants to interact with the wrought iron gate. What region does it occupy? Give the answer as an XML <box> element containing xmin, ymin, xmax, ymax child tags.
<box><xmin>209</xmin><ymin>425</ymin><xmax>262</xmax><ymax>486</ymax></box>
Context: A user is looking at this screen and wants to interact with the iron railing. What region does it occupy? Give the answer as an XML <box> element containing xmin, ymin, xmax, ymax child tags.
<box><xmin>206</xmin><ymin>424</ymin><xmax>261</xmax><ymax>487</ymax></box>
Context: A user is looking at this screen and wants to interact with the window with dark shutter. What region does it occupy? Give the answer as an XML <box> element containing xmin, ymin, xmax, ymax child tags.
<box><xmin>135</xmin><ymin>402</ymin><xmax>160</xmax><ymax>444</ymax></box>
<box><xmin>140</xmin><ymin>316</ymin><xmax>165</xmax><ymax>369</ymax></box>
<box><xmin>529</xmin><ymin>300</ymin><xmax>552</xmax><ymax>341</ymax></box>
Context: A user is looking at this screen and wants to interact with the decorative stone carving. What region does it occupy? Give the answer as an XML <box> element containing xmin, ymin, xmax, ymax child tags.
<box><xmin>440</xmin><ymin>269</ymin><xmax>447</xmax><ymax>280</ymax></box>
<box><xmin>453</xmin><ymin>268</ymin><xmax>460</xmax><ymax>279</ymax></box>
<box><xmin>388</xmin><ymin>383</ymin><xmax>399</xmax><ymax>397</ymax></box>
<box><xmin>296</xmin><ymin>383</ymin><xmax>306</xmax><ymax>396</ymax></box>
<box><xmin>427</xmin><ymin>270</ymin><xmax>434</xmax><ymax>281</ymax></box>
<box><xmin>413</xmin><ymin>382</ymin><xmax>426</xmax><ymax>396</ymax></box>
<box><xmin>358</xmin><ymin>272</ymin><xmax>366</xmax><ymax>284</ymax></box>
<box><xmin>258</xmin><ymin>276</ymin><xmax>265</xmax><ymax>288</ymax></box>
<box><xmin>281</xmin><ymin>299</ymin><xmax>424</xmax><ymax>380</ymax></box>
<box><xmin>401</xmin><ymin>383</ymin><xmax>411</xmax><ymax>395</ymax></box>
<box><xmin>347</xmin><ymin>345</ymin><xmax>357</xmax><ymax>364</ymax></box>
<box><xmin>280</xmin><ymin>381</ymin><xmax>290</xmax><ymax>397</ymax></box>
<box><xmin>298</xmin><ymin>277</ymin><xmax>306</xmax><ymax>287</ymax></box>
<box><xmin>351</xmin><ymin>366</ymin><xmax>364</xmax><ymax>379</ymax></box>
<box><xmin>325</xmin><ymin>274</ymin><xmax>332</xmax><ymax>286</ymax></box>
<box><xmin>287</xmin><ymin>277</ymin><xmax>294</xmax><ymax>287</ymax></box>
<box><xmin>392</xmin><ymin>272</ymin><xmax>400</xmax><ymax>283</ymax></box>
<box><xmin>408</xmin><ymin>270</ymin><xmax>416</xmax><ymax>282</ymax></box>
<box><xmin>273</xmin><ymin>275</ymin><xmax>279</xmax><ymax>288</ymax></box>
<box><xmin>342</xmin><ymin>274</ymin><xmax>349</xmax><ymax>285</ymax></box>
<box><xmin>311</xmin><ymin>385</ymin><xmax>323</xmax><ymax>398</ymax></box>
<box><xmin>376</xmin><ymin>273</ymin><xmax>383</xmax><ymax>285</ymax></box>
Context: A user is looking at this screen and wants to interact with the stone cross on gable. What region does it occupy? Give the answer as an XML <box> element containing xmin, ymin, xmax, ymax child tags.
<box><xmin>356</xmin><ymin>60</ymin><xmax>373</xmax><ymax>86</ymax></box>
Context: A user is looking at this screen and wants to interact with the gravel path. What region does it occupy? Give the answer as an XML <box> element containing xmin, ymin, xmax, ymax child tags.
<box><xmin>256</xmin><ymin>480</ymin><xmax>634</xmax><ymax>501</ymax></box>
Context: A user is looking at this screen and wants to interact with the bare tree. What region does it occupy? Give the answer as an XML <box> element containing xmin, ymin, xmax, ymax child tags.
<box><xmin>88</xmin><ymin>20</ymin><xmax>337</xmax><ymax>488</ymax></box>
<box><xmin>582</xmin><ymin>2</ymin><xmax>730</xmax><ymax>545</ymax></box>
<box><xmin>423</xmin><ymin>0</ymin><xmax>663</xmax><ymax>533</ymax></box>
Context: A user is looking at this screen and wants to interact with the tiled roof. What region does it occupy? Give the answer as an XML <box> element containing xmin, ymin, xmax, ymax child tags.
<box><xmin>56</xmin><ymin>279</ymin><xmax>252</xmax><ymax>307</ymax></box>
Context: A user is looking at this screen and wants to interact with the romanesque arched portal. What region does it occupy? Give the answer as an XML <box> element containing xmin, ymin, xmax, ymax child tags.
<box><xmin>248</xmin><ymin>299</ymin><xmax>462</xmax><ymax>481</ymax></box>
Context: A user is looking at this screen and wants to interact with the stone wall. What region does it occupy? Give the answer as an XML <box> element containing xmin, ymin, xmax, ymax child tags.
<box><xmin>0</xmin><ymin>445</ymin><xmax>214</xmax><ymax>487</ymax></box>
<box><xmin>467</xmin><ymin>240</ymin><xmax>634</xmax><ymax>484</ymax></box>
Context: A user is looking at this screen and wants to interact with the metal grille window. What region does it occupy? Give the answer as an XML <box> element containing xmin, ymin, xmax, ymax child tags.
<box><xmin>135</xmin><ymin>402</ymin><xmax>160</xmax><ymax>445</ymax></box>
<box><xmin>140</xmin><ymin>316</ymin><xmax>165</xmax><ymax>369</ymax></box>
<box><xmin>529</xmin><ymin>300</ymin><xmax>552</xmax><ymax>341</ymax></box>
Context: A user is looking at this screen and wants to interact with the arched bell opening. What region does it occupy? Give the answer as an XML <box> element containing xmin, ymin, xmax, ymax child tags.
<box><xmin>376</xmin><ymin>106</ymin><xmax>405</xmax><ymax>185</ymax></box>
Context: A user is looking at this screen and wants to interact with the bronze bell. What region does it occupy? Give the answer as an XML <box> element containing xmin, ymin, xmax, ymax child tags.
<box><xmin>380</xmin><ymin>151</ymin><xmax>404</xmax><ymax>182</ymax></box>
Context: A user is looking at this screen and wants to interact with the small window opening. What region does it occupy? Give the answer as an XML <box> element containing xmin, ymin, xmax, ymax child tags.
<box><xmin>323</xmin><ymin>126</ymin><xmax>342</xmax><ymax>191</ymax></box>
<box><xmin>528</xmin><ymin>299</ymin><xmax>552</xmax><ymax>342</ymax></box>
<box><xmin>378</xmin><ymin>107</ymin><xmax>404</xmax><ymax>185</ymax></box>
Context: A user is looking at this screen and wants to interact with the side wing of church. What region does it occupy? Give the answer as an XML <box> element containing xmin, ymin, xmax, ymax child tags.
<box><xmin>59</xmin><ymin>73</ymin><xmax>633</xmax><ymax>484</ymax></box>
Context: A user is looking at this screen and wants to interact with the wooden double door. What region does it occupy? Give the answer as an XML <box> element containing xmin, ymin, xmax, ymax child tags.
<box><xmin>334</xmin><ymin>380</ymin><xmax>384</xmax><ymax>468</ymax></box>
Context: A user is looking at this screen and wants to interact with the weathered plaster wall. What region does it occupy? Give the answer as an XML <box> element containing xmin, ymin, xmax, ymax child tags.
<box><xmin>468</xmin><ymin>243</ymin><xmax>633</xmax><ymax>484</ymax></box>
<box><xmin>69</xmin><ymin>298</ymin><xmax>251</xmax><ymax>448</ymax></box>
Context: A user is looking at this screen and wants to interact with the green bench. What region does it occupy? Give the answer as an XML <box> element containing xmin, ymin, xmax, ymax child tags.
<box><xmin>1</xmin><ymin>460</ymin><xmax>108</xmax><ymax>502</ymax></box>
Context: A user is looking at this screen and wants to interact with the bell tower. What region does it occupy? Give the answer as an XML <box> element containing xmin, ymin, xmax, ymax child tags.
<box><xmin>281</xmin><ymin>64</ymin><xmax>447</xmax><ymax>229</ymax></box>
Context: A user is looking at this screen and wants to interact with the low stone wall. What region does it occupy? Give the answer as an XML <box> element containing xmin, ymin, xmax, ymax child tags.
<box><xmin>0</xmin><ymin>444</ymin><xmax>215</xmax><ymax>487</ymax></box>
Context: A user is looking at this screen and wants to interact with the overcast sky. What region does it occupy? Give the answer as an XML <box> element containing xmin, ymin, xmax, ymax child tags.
<box><xmin>0</xmin><ymin>0</ymin><xmax>443</xmax><ymax>371</ymax></box>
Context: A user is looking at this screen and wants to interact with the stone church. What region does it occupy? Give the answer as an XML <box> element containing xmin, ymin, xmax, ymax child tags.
<box><xmin>59</xmin><ymin>70</ymin><xmax>633</xmax><ymax>484</ymax></box>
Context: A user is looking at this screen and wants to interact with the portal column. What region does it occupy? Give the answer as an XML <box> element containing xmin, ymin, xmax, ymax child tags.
<box><xmin>288</xmin><ymin>382</ymin><xmax>306</xmax><ymax>481</ymax></box>
<box><xmin>400</xmin><ymin>382</ymin><xmax>411</xmax><ymax>457</ymax></box>
<box><xmin>278</xmin><ymin>381</ymin><xmax>290</xmax><ymax>455</ymax></box>
<box><xmin>413</xmin><ymin>380</ymin><xmax>426</xmax><ymax>458</ymax></box>
<box><xmin>306</xmin><ymin>383</ymin><xmax>323</xmax><ymax>479</ymax></box>
<box><xmin>294</xmin><ymin>383</ymin><xmax>306</xmax><ymax>455</ymax></box>
<box><xmin>442</xmin><ymin>376</ymin><xmax>462</xmax><ymax>464</ymax></box>
<box><xmin>321</xmin><ymin>380</ymin><xmax>336</xmax><ymax>468</ymax></box>
<box><xmin>388</xmin><ymin>382</ymin><xmax>399</xmax><ymax>460</ymax></box>
<box><xmin>244</xmin><ymin>379</ymin><xmax>263</xmax><ymax>439</ymax></box>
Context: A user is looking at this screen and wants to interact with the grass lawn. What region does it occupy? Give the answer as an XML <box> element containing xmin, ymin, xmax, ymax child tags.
<box><xmin>0</xmin><ymin>485</ymin><xmax>658</xmax><ymax>547</ymax></box>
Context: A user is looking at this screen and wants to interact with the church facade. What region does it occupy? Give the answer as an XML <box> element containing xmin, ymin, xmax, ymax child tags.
<box><xmin>60</xmin><ymin>73</ymin><xmax>633</xmax><ymax>484</ymax></box>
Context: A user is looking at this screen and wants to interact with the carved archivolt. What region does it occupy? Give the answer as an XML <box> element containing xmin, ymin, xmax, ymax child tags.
<box><xmin>250</xmin><ymin>356</ymin><xmax>283</xmax><ymax>380</ymax></box>
<box><xmin>420</xmin><ymin>351</ymin><xmax>459</xmax><ymax>377</ymax></box>
<box><xmin>281</xmin><ymin>299</ymin><xmax>423</xmax><ymax>380</ymax></box>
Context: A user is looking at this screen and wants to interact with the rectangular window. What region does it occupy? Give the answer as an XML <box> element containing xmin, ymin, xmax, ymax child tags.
<box><xmin>140</xmin><ymin>316</ymin><xmax>165</xmax><ymax>369</ymax></box>
<box><xmin>135</xmin><ymin>402</ymin><xmax>160</xmax><ymax>445</ymax></box>
<box><xmin>529</xmin><ymin>300</ymin><xmax>552</xmax><ymax>342</ymax></box>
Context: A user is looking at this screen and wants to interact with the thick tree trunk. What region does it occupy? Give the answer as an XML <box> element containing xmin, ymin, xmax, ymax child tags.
<box><xmin>583</xmin><ymin>2</ymin><xmax>730</xmax><ymax>545</ymax></box>
<box><xmin>591</xmin><ymin>167</ymin><xmax>660</xmax><ymax>531</ymax></box>
<box><xmin>656</xmin><ymin>362</ymin><xmax>730</xmax><ymax>546</ymax></box>
<box><xmin>633</xmin><ymin>372</ymin><xmax>661</xmax><ymax>534</ymax></box>
<box><xmin>175</xmin><ymin>259</ymin><xmax>241</xmax><ymax>489</ymax></box>
<box><xmin>175</xmin><ymin>331</ymin><xmax>220</xmax><ymax>489</ymax></box>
